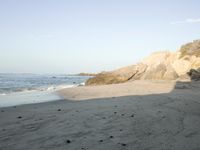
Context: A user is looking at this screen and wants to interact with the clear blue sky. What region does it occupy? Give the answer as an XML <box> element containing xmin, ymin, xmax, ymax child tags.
<box><xmin>0</xmin><ymin>0</ymin><xmax>200</xmax><ymax>74</ymax></box>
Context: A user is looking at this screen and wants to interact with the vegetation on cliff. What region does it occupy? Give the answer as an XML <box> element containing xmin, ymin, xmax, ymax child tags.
<box><xmin>180</xmin><ymin>40</ymin><xmax>200</xmax><ymax>58</ymax></box>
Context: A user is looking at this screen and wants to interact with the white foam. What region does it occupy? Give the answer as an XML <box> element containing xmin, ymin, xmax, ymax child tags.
<box><xmin>0</xmin><ymin>84</ymin><xmax>81</xmax><ymax>108</ymax></box>
<box><xmin>0</xmin><ymin>90</ymin><xmax>61</xmax><ymax>108</ymax></box>
<box><xmin>0</xmin><ymin>93</ymin><xmax>6</xmax><ymax>96</ymax></box>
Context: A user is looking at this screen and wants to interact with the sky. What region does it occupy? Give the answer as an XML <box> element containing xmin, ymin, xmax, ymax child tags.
<box><xmin>0</xmin><ymin>0</ymin><xmax>200</xmax><ymax>74</ymax></box>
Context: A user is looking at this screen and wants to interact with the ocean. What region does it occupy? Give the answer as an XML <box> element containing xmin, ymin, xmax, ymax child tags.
<box><xmin>0</xmin><ymin>73</ymin><xmax>91</xmax><ymax>107</ymax></box>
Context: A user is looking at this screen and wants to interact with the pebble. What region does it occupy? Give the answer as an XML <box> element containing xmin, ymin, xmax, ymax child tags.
<box><xmin>66</xmin><ymin>140</ymin><xmax>71</xmax><ymax>144</ymax></box>
<box><xmin>131</xmin><ymin>114</ymin><xmax>134</xmax><ymax>117</ymax></box>
<box><xmin>99</xmin><ymin>140</ymin><xmax>103</xmax><ymax>143</ymax></box>
<box><xmin>121</xmin><ymin>143</ymin><xmax>127</xmax><ymax>146</ymax></box>
<box><xmin>109</xmin><ymin>136</ymin><xmax>114</xmax><ymax>138</ymax></box>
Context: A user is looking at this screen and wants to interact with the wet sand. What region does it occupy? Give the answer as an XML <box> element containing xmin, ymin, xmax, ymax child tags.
<box><xmin>0</xmin><ymin>80</ymin><xmax>200</xmax><ymax>150</ymax></box>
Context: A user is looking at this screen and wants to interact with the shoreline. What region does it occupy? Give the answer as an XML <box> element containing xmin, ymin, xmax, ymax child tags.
<box><xmin>0</xmin><ymin>90</ymin><xmax>62</xmax><ymax>108</ymax></box>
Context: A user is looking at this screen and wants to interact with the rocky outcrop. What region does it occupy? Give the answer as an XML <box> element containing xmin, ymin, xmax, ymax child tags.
<box><xmin>78</xmin><ymin>73</ymin><xmax>97</xmax><ymax>76</ymax></box>
<box><xmin>187</xmin><ymin>68</ymin><xmax>200</xmax><ymax>80</ymax></box>
<box><xmin>86</xmin><ymin>65</ymin><xmax>140</xmax><ymax>85</ymax></box>
<box><xmin>86</xmin><ymin>40</ymin><xmax>200</xmax><ymax>85</ymax></box>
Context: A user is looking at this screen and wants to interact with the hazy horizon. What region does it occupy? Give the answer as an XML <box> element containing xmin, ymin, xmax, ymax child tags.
<box><xmin>1</xmin><ymin>0</ymin><xmax>200</xmax><ymax>74</ymax></box>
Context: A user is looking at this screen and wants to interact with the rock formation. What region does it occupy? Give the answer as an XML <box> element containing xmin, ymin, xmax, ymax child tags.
<box><xmin>86</xmin><ymin>40</ymin><xmax>200</xmax><ymax>85</ymax></box>
<box><xmin>78</xmin><ymin>73</ymin><xmax>97</xmax><ymax>76</ymax></box>
<box><xmin>187</xmin><ymin>68</ymin><xmax>200</xmax><ymax>80</ymax></box>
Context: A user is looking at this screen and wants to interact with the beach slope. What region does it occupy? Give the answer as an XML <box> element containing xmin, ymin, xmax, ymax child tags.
<box><xmin>1</xmin><ymin>80</ymin><xmax>200</xmax><ymax>150</ymax></box>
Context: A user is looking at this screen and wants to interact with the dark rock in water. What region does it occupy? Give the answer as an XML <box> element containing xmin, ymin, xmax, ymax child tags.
<box><xmin>52</xmin><ymin>76</ymin><xmax>56</xmax><ymax>78</ymax></box>
<box><xmin>57</xmin><ymin>109</ymin><xmax>61</xmax><ymax>111</ymax></box>
<box><xmin>131</xmin><ymin>114</ymin><xmax>135</xmax><ymax>117</ymax></box>
<box><xmin>99</xmin><ymin>140</ymin><xmax>103</xmax><ymax>143</ymax></box>
<box><xmin>79</xmin><ymin>73</ymin><xmax>97</xmax><ymax>76</ymax></box>
<box><xmin>109</xmin><ymin>136</ymin><xmax>114</xmax><ymax>139</ymax></box>
<box><xmin>17</xmin><ymin>116</ymin><xmax>22</xmax><ymax>119</ymax></box>
<box><xmin>1</xmin><ymin>110</ymin><xmax>4</xmax><ymax>112</ymax></box>
<box><xmin>73</xmin><ymin>82</ymin><xmax>76</xmax><ymax>84</ymax></box>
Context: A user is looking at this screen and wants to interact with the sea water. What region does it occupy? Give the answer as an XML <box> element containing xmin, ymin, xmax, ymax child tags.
<box><xmin>0</xmin><ymin>73</ymin><xmax>91</xmax><ymax>107</ymax></box>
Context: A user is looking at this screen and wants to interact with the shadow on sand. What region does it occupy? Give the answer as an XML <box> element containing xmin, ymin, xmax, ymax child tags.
<box><xmin>0</xmin><ymin>71</ymin><xmax>200</xmax><ymax>150</ymax></box>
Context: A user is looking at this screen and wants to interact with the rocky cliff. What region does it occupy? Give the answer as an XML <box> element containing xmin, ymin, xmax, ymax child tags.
<box><xmin>86</xmin><ymin>40</ymin><xmax>200</xmax><ymax>85</ymax></box>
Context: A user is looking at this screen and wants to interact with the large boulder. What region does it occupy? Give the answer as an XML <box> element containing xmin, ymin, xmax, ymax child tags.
<box><xmin>172</xmin><ymin>59</ymin><xmax>192</xmax><ymax>76</ymax></box>
<box><xmin>163</xmin><ymin>65</ymin><xmax>179</xmax><ymax>80</ymax></box>
<box><xmin>85</xmin><ymin>64</ymin><xmax>148</xmax><ymax>85</ymax></box>
<box><xmin>85</xmin><ymin>65</ymin><xmax>139</xmax><ymax>85</ymax></box>
<box><xmin>187</xmin><ymin>68</ymin><xmax>200</xmax><ymax>80</ymax></box>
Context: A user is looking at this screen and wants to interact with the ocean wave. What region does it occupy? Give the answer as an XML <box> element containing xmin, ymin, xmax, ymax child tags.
<box><xmin>0</xmin><ymin>93</ymin><xmax>7</xmax><ymax>96</ymax></box>
<box><xmin>0</xmin><ymin>74</ymin><xmax>90</xmax><ymax>95</ymax></box>
<box><xmin>0</xmin><ymin>84</ymin><xmax>79</xmax><ymax>95</ymax></box>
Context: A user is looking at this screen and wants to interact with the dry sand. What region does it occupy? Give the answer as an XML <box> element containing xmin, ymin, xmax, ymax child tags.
<box><xmin>0</xmin><ymin>80</ymin><xmax>200</xmax><ymax>150</ymax></box>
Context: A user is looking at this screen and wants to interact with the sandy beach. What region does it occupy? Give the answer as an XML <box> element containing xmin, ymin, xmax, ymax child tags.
<box><xmin>1</xmin><ymin>80</ymin><xmax>200</xmax><ymax>150</ymax></box>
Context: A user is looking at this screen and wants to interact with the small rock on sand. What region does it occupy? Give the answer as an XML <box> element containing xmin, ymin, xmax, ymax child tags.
<box><xmin>121</xmin><ymin>143</ymin><xmax>127</xmax><ymax>146</ymax></box>
<box><xmin>99</xmin><ymin>140</ymin><xmax>103</xmax><ymax>143</ymax></box>
<box><xmin>66</xmin><ymin>140</ymin><xmax>71</xmax><ymax>144</ymax></box>
<box><xmin>109</xmin><ymin>136</ymin><xmax>114</xmax><ymax>138</ymax></box>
